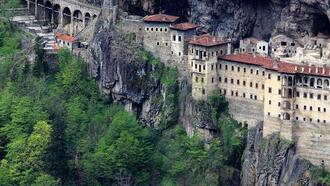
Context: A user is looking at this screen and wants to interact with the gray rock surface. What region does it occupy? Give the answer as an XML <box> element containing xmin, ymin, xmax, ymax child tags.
<box><xmin>118</xmin><ymin>0</ymin><xmax>330</xmax><ymax>41</ymax></box>
<box><xmin>86</xmin><ymin>10</ymin><xmax>170</xmax><ymax>127</ymax></box>
<box><xmin>241</xmin><ymin>123</ymin><xmax>316</xmax><ymax>186</ymax></box>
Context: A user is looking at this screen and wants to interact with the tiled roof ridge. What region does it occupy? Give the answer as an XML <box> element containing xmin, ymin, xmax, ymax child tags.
<box><xmin>219</xmin><ymin>53</ymin><xmax>330</xmax><ymax>77</ymax></box>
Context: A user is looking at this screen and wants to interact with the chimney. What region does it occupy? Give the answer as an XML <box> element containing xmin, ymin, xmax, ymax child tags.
<box><xmin>295</xmin><ymin>66</ymin><xmax>298</xmax><ymax>71</ymax></box>
<box><xmin>213</xmin><ymin>36</ymin><xmax>216</xmax><ymax>43</ymax></box>
<box><xmin>316</xmin><ymin>68</ymin><xmax>318</xmax><ymax>74</ymax></box>
<box><xmin>323</xmin><ymin>68</ymin><xmax>325</xmax><ymax>74</ymax></box>
<box><xmin>302</xmin><ymin>67</ymin><xmax>304</xmax><ymax>72</ymax></box>
<box><xmin>309</xmin><ymin>67</ymin><xmax>311</xmax><ymax>73</ymax></box>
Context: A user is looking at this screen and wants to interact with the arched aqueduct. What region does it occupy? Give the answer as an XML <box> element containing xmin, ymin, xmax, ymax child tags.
<box><xmin>26</xmin><ymin>0</ymin><xmax>101</xmax><ymax>35</ymax></box>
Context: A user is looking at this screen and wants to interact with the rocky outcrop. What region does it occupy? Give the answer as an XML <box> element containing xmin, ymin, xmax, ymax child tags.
<box><xmin>241</xmin><ymin>123</ymin><xmax>316</xmax><ymax>186</ymax></box>
<box><xmin>86</xmin><ymin>8</ymin><xmax>177</xmax><ymax>127</ymax></box>
<box><xmin>119</xmin><ymin>0</ymin><xmax>330</xmax><ymax>41</ymax></box>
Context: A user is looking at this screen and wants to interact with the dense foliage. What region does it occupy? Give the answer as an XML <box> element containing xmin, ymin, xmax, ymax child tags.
<box><xmin>0</xmin><ymin>12</ymin><xmax>246</xmax><ymax>185</ymax></box>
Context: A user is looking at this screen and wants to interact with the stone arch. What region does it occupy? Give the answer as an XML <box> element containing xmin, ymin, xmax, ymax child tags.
<box><xmin>283</xmin><ymin>112</ymin><xmax>291</xmax><ymax>120</ymax></box>
<box><xmin>283</xmin><ymin>76</ymin><xmax>288</xmax><ymax>86</ymax></box>
<box><xmin>310</xmin><ymin>77</ymin><xmax>315</xmax><ymax>88</ymax></box>
<box><xmin>45</xmin><ymin>0</ymin><xmax>52</xmax><ymax>23</ymax></box>
<box><xmin>53</xmin><ymin>4</ymin><xmax>60</xmax><ymax>28</ymax></box>
<box><xmin>317</xmin><ymin>78</ymin><xmax>323</xmax><ymax>88</ymax></box>
<box><xmin>85</xmin><ymin>12</ymin><xmax>91</xmax><ymax>27</ymax></box>
<box><xmin>73</xmin><ymin>10</ymin><xmax>83</xmax><ymax>35</ymax></box>
<box><xmin>36</xmin><ymin>0</ymin><xmax>45</xmax><ymax>20</ymax></box>
<box><xmin>303</xmin><ymin>76</ymin><xmax>309</xmax><ymax>87</ymax></box>
<box><xmin>288</xmin><ymin>76</ymin><xmax>293</xmax><ymax>86</ymax></box>
<box><xmin>296</xmin><ymin>75</ymin><xmax>303</xmax><ymax>85</ymax></box>
<box><xmin>324</xmin><ymin>79</ymin><xmax>329</xmax><ymax>89</ymax></box>
<box><xmin>62</xmin><ymin>7</ymin><xmax>71</xmax><ymax>27</ymax></box>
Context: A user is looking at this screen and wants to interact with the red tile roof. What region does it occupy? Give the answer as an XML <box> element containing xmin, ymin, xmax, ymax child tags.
<box><xmin>219</xmin><ymin>53</ymin><xmax>330</xmax><ymax>77</ymax></box>
<box><xmin>143</xmin><ymin>13</ymin><xmax>179</xmax><ymax>23</ymax></box>
<box><xmin>189</xmin><ymin>34</ymin><xmax>231</xmax><ymax>47</ymax></box>
<box><xmin>170</xmin><ymin>22</ymin><xmax>198</xmax><ymax>31</ymax></box>
<box><xmin>56</xmin><ymin>33</ymin><xmax>75</xmax><ymax>42</ymax></box>
<box><xmin>241</xmin><ymin>37</ymin><xmax>260</xmax><ymax>45</ymax></box>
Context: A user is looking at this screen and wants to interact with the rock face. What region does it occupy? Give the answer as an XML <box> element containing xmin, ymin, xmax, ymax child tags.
<box><xmin>119</xmin><ymin>0</ymin><xmax>330</xmax><ymax>41</ymax></box>
<box><xmin>241</xmin><ymin>123</ymin><xmax>316</xmax><ymax>186</ymax></box>
<box><xmin>86</xmin><ymin>10</ymin><xmax>176</xmax><ymax>127</ymax></box>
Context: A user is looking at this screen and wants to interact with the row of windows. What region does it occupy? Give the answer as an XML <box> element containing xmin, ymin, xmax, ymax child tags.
<box><xmin>156</xmin><ymin>41</ymin><xmax>169</xmax><ymax>47</ymax></box>
<box><xmin>191</xmin><ymin>49</ymin><xmax>224</xmax><ymax>59</ymax></box>
<box><xmin>217</xmin><ymin>64</ymin><xmax>276</xmax><ymax>80</ymax></box>
<box><xmin>145</xmin><ymin>27</ymin><xmax>168</xmax><ymax>32</ymax></box>
<box><xmin>219</xmin><ymin>89</ymin><xmax>259</xmax><ymax>100</ymax></box>
<box><xmin>295</xmin><ymin>116</ymin><xmax>326</xmax><ymax>124</ymax></box>
<box><xmin>172</xmin><ymin>35</ymin><xmax>182</xmax><ymax>42</ymax></box>
<box><xmin>218</xmin><ymin>77</ymin><xmax>265</xmax><ymax>89</ymax></box>
<box><xmin>296</xmin><ymin>92</ymin><xmax>328</xmax><ymax>100</ymax></box>
<box><xmin>298</xmin><ymin>105</ymin><xmax>327</xmax><ymax>112</ymax></box>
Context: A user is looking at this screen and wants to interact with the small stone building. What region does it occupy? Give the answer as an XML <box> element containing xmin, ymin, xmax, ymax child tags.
<box><xmin>143</xmin><ymin>13</ymin><xmax>179</xmax><ymax>62</ymax></box>
<box><xmin>55</xmin><ymin>32</ymin><xmax>76</xmax><ymax>50</ymax></box>
<box><xmin>270</xmin><ymin>34</ymin><xmax>301</xmax><ymax>58</ymax></box>
<box><xmin>169</xmin><ymin>22</ymin><xmax>198</xmax><ymax>60</ymax></box>
<box><xmin>239</xmin><ymin>37</ymin><xmax>268</xmax><ymax>56</ymax></box>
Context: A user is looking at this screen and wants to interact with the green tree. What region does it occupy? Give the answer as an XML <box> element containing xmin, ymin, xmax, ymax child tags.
<box><xmin>84</xmin><ymin>111</ymin><xmax>156</xmax><ymax>185</ymax></box>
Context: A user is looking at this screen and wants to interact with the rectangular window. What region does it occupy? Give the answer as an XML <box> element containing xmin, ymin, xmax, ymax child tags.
<box><xmin>304</xmin><ymin>93</ymin><xmax>307</xmax><ymax>98</ymax></box>
<box><xmin>244</xmin><ymin>68</ymin><xmax>246</xmax><ymax>73</ymax></box>
<box><xmin>203</xmin><ymin>65</ymin><xmax>205</xmax><ymax>70</ymax></box>
<box><xmin>310</xmin><ymin>93</ymin><xmax>313</xmax><ymax>99</ymax></box>
<box><xmin>231</xmin><ymin>91</ymin><xmax>234</xmax><ymax>96</ymax></box>
<box><xmin>211</xmin><ymin>65</ymin><xmax>214</xmax><ymax>70</ymax></box>
<box><xmin>268</xmin><ymin>74</ymin><xmax>271</xmax><ymax>79</ymax></box>
<box><xmin>318</xmin><ymin>107</ymin><xmax>321</xmax><ymax>112</ymax></box>
<box><xmin>219</xmin><ymin>77</ymin><xmax>222</xmax><ymax>82</ymax></box>
<box><xmin>256</xmin><ymin>70</ymin><xmax>259</xmax><ymax>75</ymax></box>
<box><xmin>232</xmin><ymin>66</ymin><xmax>234</xmax><ymax>71</ymax></box>
<box><xmin>269</xmin><ymin>100</ymin><xmax>272</xmax><ymax>105</ymax></box>
<box><xmin>310</xmin><ymin>106</ymin><xmax>312</xmax><ymax>111</ymax></box>
<box><xmin>262</xmin><ymin>84</ymin><xmax>265</xmax><ymax>90</ymax></box>
<box><xmin>296</xmin><ymin>104</ymin><xmax>298</xmax><ymax>109</ymax></box>
<box><xmin>212</xmin><ymin>77</ymin><xmax>214</xmax><ymax>83</ymax></box>
<box><xmin>250</xmin><ymin>82</ymin><xmax>253</xmax><ymax>87</ymax></box>
<box><xmin>325</xmin><ymin>95</ymin><xmax>328</xmax><ymax>100</ymax></box>
<box><xmin>195</xmin><ymin>77</ymin><xmax>198</xmax><ymax>82</ymax></box>
<box><xmin>324</xmin><ymin>108</ymin><xmax>327</xmax><ymax>112</ymax></box>
<box><xmin>231</xmin><ymin>79</ymin><xmax>234</xmax><ymax>84</ymax></box>
<box><xmin>201</xmin><ymin>78</ymin><xmax>204</xmax><ymax>83</ymax></box>
<box><xmin>317</xmin><ymin>94</ymin><xmax>321</xmax><ymax>100</ymax></box>
<box><xmin>243</xmin><ymin>81</ymin><xmax>246</xmax><ymax>86</ymax></box>
<box><xmin>296</xmin><ymin>92</ymin><xmax>300</xmax><ymax>97</ymax></box>
<box><xmin>304</xmin><ymin>105</ymin><xmax>307</xmax><ymax>110</ymax></box>
<box><xmin>225</xmin><ymin>65</ymin><xmax>228</xmax><ymax>70</ymax></box>
<box><xmin>219</xmin><ymin>64</ymin><xmax>222</xmax><ymax>69</ymax></box>
<box><xmin>268</xmin><ymin>87</ymin><xmax>272</xmax><ymax>93</ymax></box>
<box><xmin>278</xmin><ymin>102</ymin><xmax>281</xmax><ymax>107</ymax></box>
<box><xmin>277</xmin><ymin>75</ymin><xmax>280</xmax><ymax>81</ymax></box>
<box><xmin>237</xmin><ymin>80</ymin><xmax>240</xmax><ymax>85</ymax></box>
<box><xmin>173</xmin><ymin>35</ymin><xmax>176</xmax><ymax>41</ymax></box>
<box><xmin>250</xmin><ymin>69</ymin><xmax>253</xmax><ymax>74</ymax></box>
<box><xmin>254</xmin><ymin>95</ymin><xmax>257</xmax><ymax>100</ymax></box>
<box><xmin>238</xmin><ymin>67</ymin><xmax>240</xmax><ymax>72</ymax></box>
<box><xmin>255</xmin><ymin>83</ymin><xmax>258</xmax><ymax>88</ymax></box>
<box><xmin>178</xmin><ymin>36</ymin><xmax>182</xmax><ymax>41</ymax></box>
<box><xmin>278</xmin><ymin>89</ymin><xmax>282</xmax><ymax>95</ymax></box>
<box><xmin>225</xmin><ymin>78</ymin><xmax>227</xmax><ymax>83</ymax></box>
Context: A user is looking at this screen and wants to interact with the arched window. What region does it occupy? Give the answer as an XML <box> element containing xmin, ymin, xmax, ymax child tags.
<box><xmin>324</xmin><ymin>79</ymin><xmax>329</xmax><ymax>89</ymax></box>
<box><xmin>304</xmin><ymin>77</ymin><xmax>308</xmax><ymax>86</ymax></box>
<box><xmin>283</xmin><ymin>113</ymin><xmax>291</xmax><ymax>120</ymax></box>
<box><xmin>288</xmin><ymin>76</ymin><xmax>293</xmax><ymax>86</ymax></box>
<box><xmin>310</xmin><ymin>78</ymin><xmax>315</xmax><ymax>87</ymax></box>
<box><xmin>317</xmin><ymin>78</ymin><xmax>323</xmax><ymax>88</ymax></box>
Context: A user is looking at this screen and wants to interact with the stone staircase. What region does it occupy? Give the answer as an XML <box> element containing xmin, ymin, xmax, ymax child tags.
<box><xmin>11</xmin><ymin>15</ymin><xmax>57</xmax><ymax>53</ymax></box>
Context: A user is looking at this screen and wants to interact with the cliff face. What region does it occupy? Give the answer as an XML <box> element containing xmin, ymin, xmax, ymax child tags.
<box><xmin>241</xmin><ymin>124</ymin><xmax>315</xmax><ymax>186</ymax></box>
<box><xmin>86</xmin><ymin>10</ymin><xmax>178</xmax><ymax>127</ymax></box>
<box><xmin>119</xmin><ymin>0</ymin><xmax>330</xmax><ymax>41</ymax></box>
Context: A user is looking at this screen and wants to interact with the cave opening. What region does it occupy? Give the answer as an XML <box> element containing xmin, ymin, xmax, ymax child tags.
<box><xmin>312</xmin><ymin>12</ymin><xmax>330</xmax><ymax>36</ymax></box>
